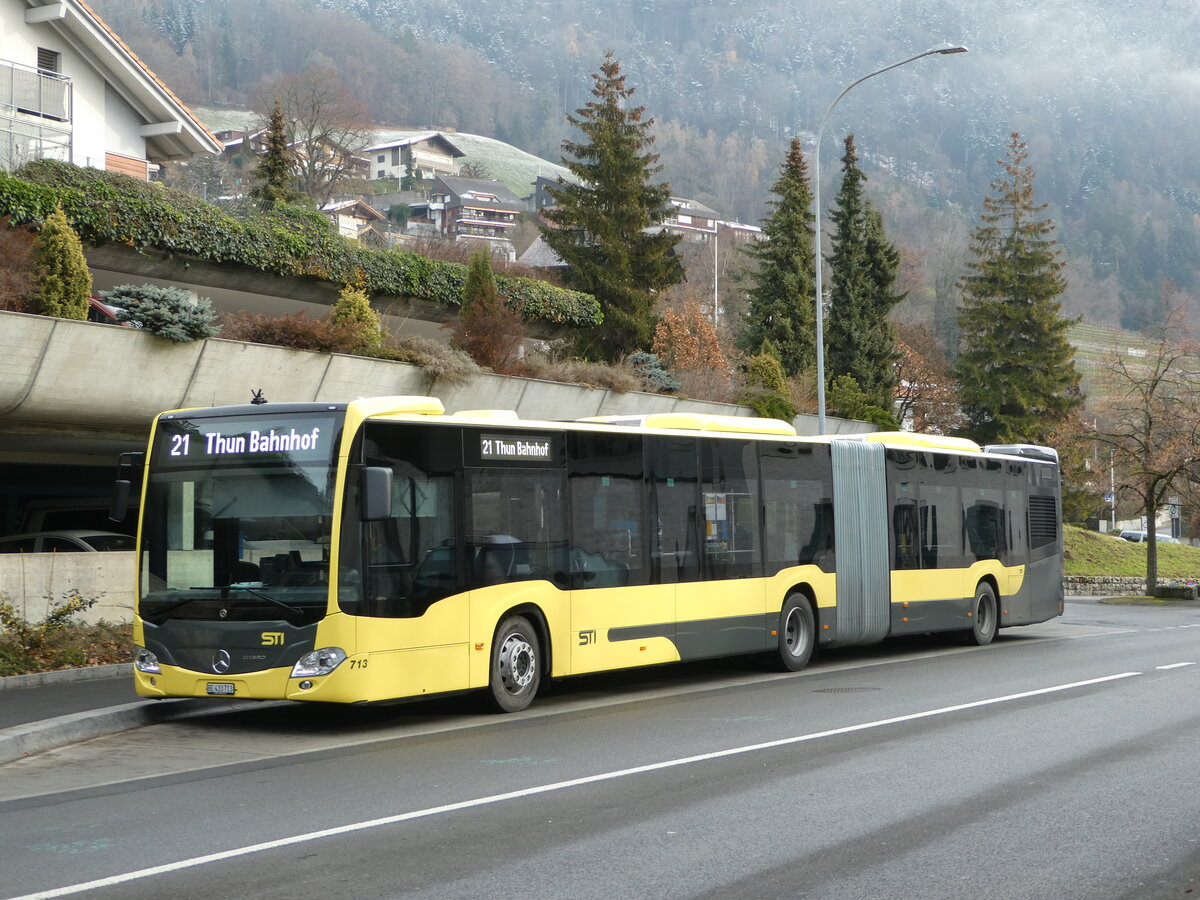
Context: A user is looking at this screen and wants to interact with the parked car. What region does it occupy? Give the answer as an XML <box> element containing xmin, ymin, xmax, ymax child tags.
<box><xmin>1117</xmin><ymin>530</ymin><xmax>1179</xmax><ymax>544</ymax></box>
<box><xmin>0</xmin><ymin>530</ymin><xmax>135</xmax><ymax>553</ymax></box>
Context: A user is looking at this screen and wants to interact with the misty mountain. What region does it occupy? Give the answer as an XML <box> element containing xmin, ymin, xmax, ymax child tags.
<box><xmin>88</xmin><ymin>0</ymin><xmax>1200</xmax><ymax>333</ymax></box>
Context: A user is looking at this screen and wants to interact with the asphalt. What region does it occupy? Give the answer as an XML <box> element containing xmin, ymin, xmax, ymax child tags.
<box><xmin>0</xmin><ymin>595</ymin><xmax>1187</xmax><ymax>766</ymax></box>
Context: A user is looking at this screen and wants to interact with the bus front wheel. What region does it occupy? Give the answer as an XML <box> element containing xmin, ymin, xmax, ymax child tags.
<box><xmin>967</xmin><ymin>583</ymin><xmax>998</xmax><ymax>646</ymax></box>
<box><xmin>774</xmin><ymin>593</ymin><xmax>815</xmax><ymax>672</ymax></box>
<box><xmin>487</xmin><ymin>614</ymin><xmax>542</xmax><ymax>713</ymax></box>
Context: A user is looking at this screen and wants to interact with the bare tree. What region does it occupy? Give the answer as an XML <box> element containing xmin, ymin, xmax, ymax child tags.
<box><xmin>893</xmin><ymin>321</ymin><xmax>963</xmax><ymax>435</ymax></box>
<box><xmin>253</xmin><ymin>65</ymin><xmax>374</xmax><ymax>207</ymax></box>
<box><xmin>1094</xmin><ymin>307</ymin><xmax>1200</xmax><ymax>593</ymax></box>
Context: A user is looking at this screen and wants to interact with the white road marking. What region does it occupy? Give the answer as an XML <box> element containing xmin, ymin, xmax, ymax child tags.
<box><xmin>6</xmin><ymin>671</ymin><xmax>1142</xmax><ymax>900</ymax></box>
<box><xmin>1156</xmin><ymin>662</ymin><xmax>1196</xmax><ymax>670</ymax></box>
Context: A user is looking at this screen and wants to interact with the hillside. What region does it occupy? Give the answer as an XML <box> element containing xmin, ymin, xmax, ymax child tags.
<box><xmin>92</xmin><ymin>0</ymin><xmax>1200</xmax><ymax>335</ymax></box>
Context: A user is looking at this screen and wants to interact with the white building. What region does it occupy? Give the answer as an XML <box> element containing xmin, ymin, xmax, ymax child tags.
<box><xmin>0</xmin><ymin>0</ymin><xmax>219</xmax><ymax>177</ymax></box>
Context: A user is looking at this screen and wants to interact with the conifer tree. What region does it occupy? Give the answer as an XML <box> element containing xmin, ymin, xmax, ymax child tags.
<box><xmin>953</xmin><ymin>132</ymin><xmax>1083</xmax><ymax>444</ymax></box>
<box><xmin>330</xmin><ymin>274</ymin><xmax>382</xmax><ymax>352</ymax></box>
<box><xmin>741</xmin><ymin>138</ymin><xmax>816</xmax><ymax>377</ymax></box>
<box><xmin>250</xmin><ymin>98</ymin><xmax>299</xmax><ymax>209</ymax></box>
<box><xmin>27</xmin><ymin>205</ymin><xmax>91</xmax><ymax>320</ymax></box>
<box><xmin>540</xmin><ymin>52</ymin><xmax>682</xmax><ymax>362</ymax></box>
<box><xmin>450</xmin><ymin>247</ymin><xmax>524</xmax><ymax>372</ymax></box>
<box><xmin>824</xmin><ymin>135</ymin><xmax>903</xmax><ymax>412</ymax></box>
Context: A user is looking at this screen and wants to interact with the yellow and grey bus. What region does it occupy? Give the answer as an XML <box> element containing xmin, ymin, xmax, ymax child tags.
<box><xmin>125</xmin><ymin>396</ymin><xmax>1063</xmax><ymax>712</ymax></box>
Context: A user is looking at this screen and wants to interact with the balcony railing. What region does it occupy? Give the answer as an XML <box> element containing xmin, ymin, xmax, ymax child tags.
<box><xmin>0</xmin><ymin>57</ymin><xmax>71</xmax><ymax>122</ymax></box>
<box><xmin>0</xmin><ymin>57</ymin><xmax>72</xmax><ymax>171</ymax></box>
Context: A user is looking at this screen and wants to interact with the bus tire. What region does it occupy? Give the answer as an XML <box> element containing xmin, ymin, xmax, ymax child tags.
<box><xmin>967</xmin><ymin>582</ymin><xmax>998</xmax><ymax>646</ymax></box>
<box><xmin>774</xmin><ymin>593</ymin><xmax>815</xmax><ymax>672</ymax></box>
<box><xmin>487</xmin><ymin>614</ymin><xmax>541</xmax><ymax>713</ymax></box>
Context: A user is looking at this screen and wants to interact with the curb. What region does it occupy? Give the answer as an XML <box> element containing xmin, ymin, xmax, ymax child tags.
<box><xmin>0</xmin><ymin>696</ymin><xmax>282</xmax><ymax>766</ymax></box>
<box><xmin>0</xmin><ymin>663</ymin><xmax>131</xmax><ymax>692</ymax></box>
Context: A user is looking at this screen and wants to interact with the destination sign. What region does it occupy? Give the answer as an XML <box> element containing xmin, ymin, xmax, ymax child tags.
<box><xmin>479</xmin><ymin>433</ymin><xmax>555</xmax><ymax>462</ymax></box>
<box><xmin>155</xmin><ymin>414</ymin><xmax>340</xmax><ymax>467</ymax></box>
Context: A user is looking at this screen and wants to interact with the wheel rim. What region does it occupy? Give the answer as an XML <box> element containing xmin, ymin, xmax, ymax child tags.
<box><xmin>975</xmin><ymin>592</ymin><xmax>992</xmax><ymax>634</ymax></box>
<box><xmin>498</xmin><ymin>631</ymin><xmax>535</xmax><ymax>695</ymax></box>
<box><xmin>784</xmin><ymin>606</ymin><xmax>810</xmax><ymax>658</ymax></box>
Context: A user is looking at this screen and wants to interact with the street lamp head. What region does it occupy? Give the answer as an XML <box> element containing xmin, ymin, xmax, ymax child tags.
<box><xmin>929</xmin><ymin>43</ymin><xmax>969</xmax><ymax>55</ymax></box>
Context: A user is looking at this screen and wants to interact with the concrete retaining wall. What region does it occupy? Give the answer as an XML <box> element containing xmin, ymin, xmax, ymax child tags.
<box><xmin>0</xmin><ymin>310</ymin><xmax>873</xmax><ymax>439</ymax></box>
<box><xmin>1064</xmin><ymin>575</ymin><xmax>1169</xmax><ymax>596</ymax></box>
<box><xmin>0</xmin><ymin>552</ymin><xmax>135</xmax><ymax>625</ymax></box>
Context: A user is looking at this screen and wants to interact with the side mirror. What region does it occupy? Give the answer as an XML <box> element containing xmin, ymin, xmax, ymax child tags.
<box><xmin>109</xmin><ymin>480</ymin><xmax>131</xmax><ymax>523</ymax></box>
<box><xmin>361</xmin><ymin>466</ymin><xmax>393</xmax><ymax>521</ymax></box>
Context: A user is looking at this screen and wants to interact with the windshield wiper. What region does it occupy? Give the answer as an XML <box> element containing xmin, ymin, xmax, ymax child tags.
<box><xmin>224</xmin><ymin>585</ymin><xmax>306</xmax><ymax>618</ymax></box>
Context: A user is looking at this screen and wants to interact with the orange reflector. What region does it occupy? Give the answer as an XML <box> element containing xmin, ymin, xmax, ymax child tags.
<box><xmin>770</xmin><ymin>630</ymin><xmax>778</xmax><ymax>637</ymax></box>
<box><xmin>902</xmin><ymin>601</ymin><xmax>910</xmax><ymax>609</ymax></box>
<box><xmin>475</xmin><ymin>643</ymin><xmax>485</xmax><ymax>651</ymax></box>
<box><xmin>902</xmin><ymin>617</ymin><xmax>908</xmax><ymax>623</ymax></box>
<box><xmin>823</xmin><ymin>624</ymin><xmax>829</xmax><ymax>630</ymax></box>
<box><xmin>640</xmin><ymin>646</ymin><xmax>646</xmax><ymax>651</ymax></box>
<box><xmin>967</xmin><ymin>611</ymin><xmax>973</xmax><ymax>617</ymax></box>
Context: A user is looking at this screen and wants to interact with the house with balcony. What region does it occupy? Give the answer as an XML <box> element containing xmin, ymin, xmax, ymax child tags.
<box><xmin>364</xmin><ymin>132</ymin><xmax>465</xmax><ymax>183</ymax></box>
<box><xmin>1</xmin><ymin>0</ymin><xmax>219</xmax><ymax>176</ymax></box>
<box><xmin>415</xmin><ymin>175</ymin><xmax>523</xmax><ymax>259</ymax></box>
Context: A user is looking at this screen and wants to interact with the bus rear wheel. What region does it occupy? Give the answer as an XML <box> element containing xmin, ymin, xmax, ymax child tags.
<box><xmin>967</xmin><ymin>582</ymin><xmax>998</xmax><ymax>646</ymax></box>
<box><xmin>487</xmin><ymin>614</ymin><xmax>541</xmax><ymax>713</ymax></box>
<box><xmin>774</xmin><ymin>593</ymin><xmax>815</xmax><ymax>672</ymax></box>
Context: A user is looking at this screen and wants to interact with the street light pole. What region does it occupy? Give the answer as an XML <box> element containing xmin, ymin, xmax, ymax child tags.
<box><xmin>812</xmin><ymin>43</ymin><xmax>967</xmax><ymax>435</ymax></box>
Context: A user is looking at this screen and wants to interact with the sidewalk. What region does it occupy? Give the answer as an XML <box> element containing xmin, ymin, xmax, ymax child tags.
<box><xmin>0</xmin><ymin>664</ymin><xmax>269</xmax><ymax>765</ymax></box>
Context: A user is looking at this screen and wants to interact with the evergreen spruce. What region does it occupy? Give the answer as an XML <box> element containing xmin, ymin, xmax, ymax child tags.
<box><xmin>540</xmin><ymin>52</ymin><xmax>682</xmax><ymax>362</ymax></box>
<box><xmin>100</xmin><ymin>283</ymin><xmax>218</xmax><ymax>342</ymax></box>
<box><xmin>27</xmin><ymin>205</ymin><xmax>91</xmax><ymax>320</ymax></box>
<box><xmin>329</xmin><ymin>274</ymin><xmax>382</xmax><ymax>351</ymax></box>
<box><xmin>953</xmin><ymin>132</ymin><xmax>1083</xmax><ymax>444</ymax></box>
<box><xmin>824</xmin><ymin>135</ymin><xmax>903</xmax><ymax>412</ymax></box>
<box><xmin>741</xmin><ymin>138</ymin><xmax>816</xmax><ymax>377</ymax></box>
<box><xmin>250</xmin><ymin>98</ymin><xmax>299</xmax><ymax>209</ymax></box>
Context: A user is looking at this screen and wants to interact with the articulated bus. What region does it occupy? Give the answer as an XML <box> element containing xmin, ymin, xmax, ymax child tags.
<box><xmin>124</xmin><ymin>396</ymin><xmax>1063</xmax><ymax>713</ymax></box>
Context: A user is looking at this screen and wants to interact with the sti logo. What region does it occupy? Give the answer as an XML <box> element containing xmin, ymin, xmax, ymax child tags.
<box><xmin>261</xmin><ymin>632</ymin><xmax>285</xmax><ymax>646</ymax></box>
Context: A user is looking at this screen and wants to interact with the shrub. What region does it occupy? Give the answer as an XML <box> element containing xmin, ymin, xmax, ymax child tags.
<box><xmin>450</xmin><ymin>248</ymin><xmax>526</xmax><ymax>373</ymax></box>
<box><xmin>827</xmin><ymin>374</ymin><xmax>900</xmax><ymax>430</ymax></box>
<box><xmin>0</xmin><ymin>589</ymin><xmax>97</xmax><ymax>675</ymax></box>
<box><xmin>26</xmin><ymin>204</ymin><xmax>91</xmax><ymax>319</ymax></box>
<box><xmin>628</xmin><ymin>351</ymin><xmax>680</xmax><ymax>393</ymax></box>
<box><xmin>0</xmin><ymin>215</ymin><xmax>36</xmax><ymax>311</ymax></box>
<box><xmin>219</xmin><ymin>309</ymin><xmax>366</xmax><ymax>353</ymax></box>
<box><xmin>100</xmin><ymin>283</ymin><xmax>219</xmax><ymax>342</ymax></box>
<box><xmin>329</xmin><ymin>275</ymin><xmax>383</xmax><ymax>352</ymax></box>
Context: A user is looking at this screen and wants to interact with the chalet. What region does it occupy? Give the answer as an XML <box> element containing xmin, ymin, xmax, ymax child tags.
<box><xmin>322</xmin><ymin>198</ymin><xmax>386</xmax><ymax>241</ymax></box>
<box><xmin>364</xmin><ymin>132</ymin><xmax>465</xmax><ymax>182</ymax></box>
<box><xmin>0</xmin><ymin>0</ymin><xmax>219</xmax><ymax>177</ymax></box>
<box><xmin>417</xmin><ymin>175</ymin><xmax>523</xmax><ymax>258</ymax></box>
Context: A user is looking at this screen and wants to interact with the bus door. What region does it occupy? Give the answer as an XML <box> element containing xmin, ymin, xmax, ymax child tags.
<box><xmin>680</xmin><ymin>438</ymin><xmax>767</xmax><ymax>658</ymax></box>
<box><xmin>566</xmin><ymin>433</ymin><xmax>672</xmax><ymax>674</ymax></box>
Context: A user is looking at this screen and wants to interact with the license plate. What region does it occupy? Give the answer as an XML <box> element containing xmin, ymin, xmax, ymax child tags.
<box><xmin>206</xmin><ymin>682</ymin><xmax>236</xmax><ymax>696</ymax></box>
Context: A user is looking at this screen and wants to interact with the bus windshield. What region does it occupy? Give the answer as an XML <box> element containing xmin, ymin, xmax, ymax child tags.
<box><xmin>138</xmin><ymin>411</ymin><xmax>343</xmax><ymax>625</ymax></box>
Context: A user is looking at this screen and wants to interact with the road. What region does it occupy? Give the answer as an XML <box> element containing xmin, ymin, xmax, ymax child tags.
<box><xmin>2</xmin><ymin>599</ymin><xmax>1198</xmax><ymax>900</ymax></box>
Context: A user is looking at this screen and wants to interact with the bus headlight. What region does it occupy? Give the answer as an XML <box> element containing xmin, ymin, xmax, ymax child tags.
<box><xmin>291</xmin><ymin>648</ymin><xmax>347</xmax><ymax>678</ymax></box>
<box><xmin>134</xmin><ymin>646</ymin><xmax>160</xmax><ymax>674</ymax></box>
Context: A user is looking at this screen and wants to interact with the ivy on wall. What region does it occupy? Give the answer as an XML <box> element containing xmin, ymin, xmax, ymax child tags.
<box><xmin>0</xmin><ymin>161</ymin><xmax>601</xmax><ymax>328</ymax></box>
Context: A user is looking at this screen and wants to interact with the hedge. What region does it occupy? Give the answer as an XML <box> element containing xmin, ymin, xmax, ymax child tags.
<box><xmin>0</xmin><ymin>161</ymin><xmax>601</xmax><ymax>328</ymax></box>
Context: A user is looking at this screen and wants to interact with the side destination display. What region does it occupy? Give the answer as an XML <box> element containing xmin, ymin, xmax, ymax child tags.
<box><xmin>479</xmin><ymin>433</ymin><xmax>554</xmax><ymax>462</ymax></box>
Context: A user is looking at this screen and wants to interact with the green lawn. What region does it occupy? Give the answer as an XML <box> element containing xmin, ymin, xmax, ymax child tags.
<box><xmin>1064</xmin><ymin>525</ymin><xmax>1200</xmax><ymax>578</ymax></box>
